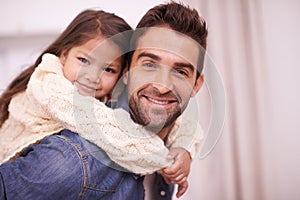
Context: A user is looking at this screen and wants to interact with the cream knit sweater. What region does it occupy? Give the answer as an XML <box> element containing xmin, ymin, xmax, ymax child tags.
<box><xmin>0</xmin><ymin>54</ymin><xmax>202</xmax><ymax>174</ymax></box>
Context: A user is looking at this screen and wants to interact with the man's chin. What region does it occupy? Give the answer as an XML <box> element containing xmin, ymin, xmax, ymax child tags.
<box><xmin>144</xmin><ymin>122</ymin><xmax>166</xmax><ymax>133</ymax></box>
<box><xmin>144</xmin><ymin>116</ymin><xmax>176</xmax><ymax>132</ymax></box>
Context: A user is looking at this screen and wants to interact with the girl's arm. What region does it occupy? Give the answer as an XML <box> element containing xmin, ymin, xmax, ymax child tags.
<box><xmin>26</xmin><ymin>54</ymin><xmax>172</xmax><ymax>175</ymax></box>
<box><xmin>160</xmin><ymin>105</ymin><xmax>203</xmax><ymax>197</ymax></box>
<box><xmin>165</xmin><ymin>113</ymin><xmax>203</xmax><ymax>159</ymax></box>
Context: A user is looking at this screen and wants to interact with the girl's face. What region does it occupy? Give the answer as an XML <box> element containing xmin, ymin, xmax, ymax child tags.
<box><xmin>60</xmin><ymin>36</ymin><xmax>123</xmax><ymax>100</ymax></box>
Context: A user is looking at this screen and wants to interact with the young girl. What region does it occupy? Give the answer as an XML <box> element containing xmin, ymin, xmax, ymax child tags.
<box><xmin>0</xmin><ymin>9</ymin><xmax>202</xmax><ymax>188</ymax></box>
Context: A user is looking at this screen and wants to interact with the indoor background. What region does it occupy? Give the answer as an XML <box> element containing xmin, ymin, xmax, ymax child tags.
<box><xmin>0</xmin><ymin>0</ymin><xmax>299</xmax><ymax>199</ymax></box>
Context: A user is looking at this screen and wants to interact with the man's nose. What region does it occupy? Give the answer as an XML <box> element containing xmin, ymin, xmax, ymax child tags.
<box><xmin>152</xmin><ymin>67</ymin><xmax>173</xmax><ymax>94</ymax></box>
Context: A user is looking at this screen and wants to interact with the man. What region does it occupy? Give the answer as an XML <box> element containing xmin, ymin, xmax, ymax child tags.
<box><xmin>119</xmin><ymin>3</ymin><xmax>207</xmax><ymax>199</ymax></box>
<box><xmin>0</xmin><ymin>2</ymin><xmax>207</xmax><ymax>200</ymax></box>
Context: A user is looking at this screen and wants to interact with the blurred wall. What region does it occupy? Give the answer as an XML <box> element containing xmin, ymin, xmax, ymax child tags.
<box><xmin>260</xmin><ymin>0</ymin><xmax>300</xmax><ymax>199</ymax></box>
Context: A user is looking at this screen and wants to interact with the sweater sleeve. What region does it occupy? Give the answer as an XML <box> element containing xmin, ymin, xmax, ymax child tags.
<box><xmin>166</xmin><ymin>116</ymin><xmax>204</xmax><ymax>159</ymax></box>
<box><xmin>26</xmin><ymin>54</ymin><xmax>172</xmax><ymax>175</ymax></box>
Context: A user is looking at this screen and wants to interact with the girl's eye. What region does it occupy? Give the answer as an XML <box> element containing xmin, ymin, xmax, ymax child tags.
<box><xmin>78</xmin><ymin>57</ymin><xmax>90</xmax><ymax>65</ymax></box>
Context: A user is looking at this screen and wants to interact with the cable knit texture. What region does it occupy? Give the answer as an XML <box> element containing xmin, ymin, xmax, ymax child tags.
<box><xmin>0</xmin><ymin>54</ymin><xmax>202</xmax><ymax>174</ymax></box>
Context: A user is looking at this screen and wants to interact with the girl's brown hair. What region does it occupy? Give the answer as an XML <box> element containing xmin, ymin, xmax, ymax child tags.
<box><xmin>0</xmin><ymin>9</ymin><xmax>132</xmax><ymax>127</ymax></box>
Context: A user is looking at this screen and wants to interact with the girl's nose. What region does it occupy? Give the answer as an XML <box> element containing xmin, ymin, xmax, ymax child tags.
<box><xmin>84</xmin><ymin>66</ymin><xmax>102</xmax><ymax>84</ymax></box>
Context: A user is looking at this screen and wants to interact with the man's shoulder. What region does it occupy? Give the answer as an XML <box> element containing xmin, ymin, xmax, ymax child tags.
<box><xmin>0</xmin><ymin>129</ymin><xmax>84</xmax><ymax>199</ymax></box>
<box><xmin>43</xmin><ymin>129</ymin><xmax>89</xmax><ymax>149</ymax></box>
<box><xmin>26</xmin><ymin>129</ymin><xmax>85</xmax><ymax>172</ymax></box>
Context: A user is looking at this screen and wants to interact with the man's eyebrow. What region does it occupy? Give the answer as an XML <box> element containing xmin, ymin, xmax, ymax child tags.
<box><xmin>174</xmin><ymin>62</ymin><xmax>195</xmax><ymax>73</ymax></box>
<box><xmin>137</xmin><ymin>52</ymin><xmax>161</xmax><ymax>61</ymax></box>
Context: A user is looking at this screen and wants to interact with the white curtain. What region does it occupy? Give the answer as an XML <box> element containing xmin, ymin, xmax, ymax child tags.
<box><xmin>181</xmin><ymin>0</ymin><xmax>300</xmax><ymax>200</ymax></box>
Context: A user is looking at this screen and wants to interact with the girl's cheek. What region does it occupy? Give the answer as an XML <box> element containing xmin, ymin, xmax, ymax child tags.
<box><xmin>74</xmin><ymin>67</ymin><xmax>83</xmax><ymax>81</ymax></box>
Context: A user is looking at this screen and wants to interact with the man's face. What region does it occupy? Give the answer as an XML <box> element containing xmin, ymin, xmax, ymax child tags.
<box><xmin>124</xmin><ymin>27</ymin><xmax>204</xmax><ymax>131</ymax></box>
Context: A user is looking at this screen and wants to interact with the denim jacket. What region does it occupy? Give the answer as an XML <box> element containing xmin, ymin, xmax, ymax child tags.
<box><xmin>0</xmin><ymin>129</ymin><xmax>173</xmax><ymax>200</ymax></box>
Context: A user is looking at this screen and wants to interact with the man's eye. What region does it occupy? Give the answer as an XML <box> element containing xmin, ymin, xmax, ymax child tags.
<box><xmin>174</xmin><ymin>69</ymin><xmax>188</xmax><ymax>77</ymax></box>
<box><xmin>78</xmin><ymin>57</ymin><xmax>90</xmax><ymax>65</ymax></box>
<box><xmin>142</xmin><ymin>62</ymin><xmax>155</xmax><ymax>68</ymax></box>
<box><xmin>103</xmin><ymin>67</ymin><xmax>116</xmax><ymax>73</ymax></box>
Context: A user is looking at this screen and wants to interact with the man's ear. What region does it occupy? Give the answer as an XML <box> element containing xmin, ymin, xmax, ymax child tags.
<box><xmin>122</xmin><ymin>66</ymin><xmax>129</xmax><ymax>85</ymax></box>
<box><xmin>191</xmin><ymin>74</ymin><xmax>204</xmax><ymax>97</ymax></box>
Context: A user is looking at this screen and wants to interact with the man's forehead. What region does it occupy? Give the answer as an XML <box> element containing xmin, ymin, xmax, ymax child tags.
<box><xmin>136</xmin><ymin>27</ymin><xmax>200</xmax><ymax>67</ymax></box>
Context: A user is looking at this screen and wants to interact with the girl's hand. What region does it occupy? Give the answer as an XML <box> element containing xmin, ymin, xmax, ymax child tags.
<box><xmin>159</xmin><ymin>147</ymin><xmax>192</xmax><ymax>197</ymax></box>
<box><xmin>176</xmin><ymin>180</ymin><xmax>189</xmax><ymax>198</ymax></box>
<box><xmin>162</xmin><ymin>147</ymin><xmax>191</xmax><ymax>183</ymax></box>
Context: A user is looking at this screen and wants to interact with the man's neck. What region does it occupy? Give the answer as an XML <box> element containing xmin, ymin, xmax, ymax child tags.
<box><xmin>156</xmin><ymin>122</ymin><xmax>175</xmax><ymax>143</ymax></box>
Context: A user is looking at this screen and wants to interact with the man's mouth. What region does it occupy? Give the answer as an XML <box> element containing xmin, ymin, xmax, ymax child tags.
<box><xmin>147</xmin><ymin>97</ymin><xmax>169</xmax><ymax>105</ymax></box>
<box><xmin>145</xmin><ymin>96</ymin><xmax>177</xmax><ymax>106</ymax></box>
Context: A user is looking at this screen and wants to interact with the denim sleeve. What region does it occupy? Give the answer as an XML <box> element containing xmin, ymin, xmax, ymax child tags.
<box><xmin>0</xmin><ymin>135</ymin><xmax>83</xmax><ymax>200</ymax></box>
